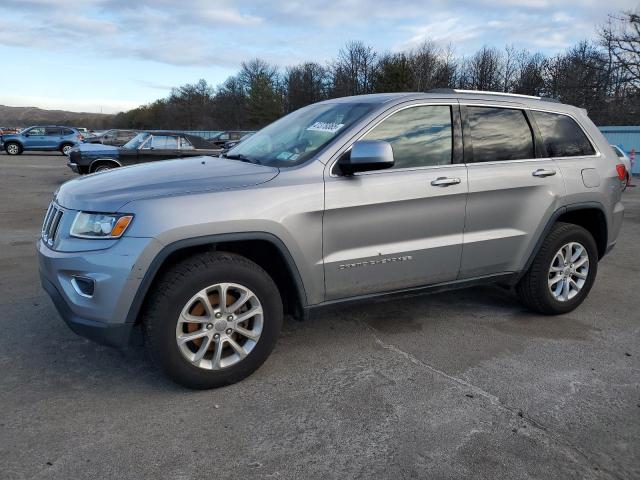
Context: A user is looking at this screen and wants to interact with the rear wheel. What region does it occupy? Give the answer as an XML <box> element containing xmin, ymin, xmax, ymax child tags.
<box><xmin>4</xmin><ymin>142</ymin><xmax>22</xmax><ymax>155</ymax></box>
<box><xmin>60</xmin><ymin>143</ymin><xmax>73</xmax><ymax>156</ymax></box>
<box><xmin>517</xmin><ymin>222</ymin><xmax>598</xmax><ymax>315</ymax></box>
<box><xmin>143</xmin><ymin>252</ymin><xmax>283</xmax><ymax>389</ymax></box>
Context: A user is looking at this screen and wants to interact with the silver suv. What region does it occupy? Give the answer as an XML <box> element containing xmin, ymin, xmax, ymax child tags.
<box><xmin>38</xmin><ymin>91</ymin><xmax>626</xmax><ymax>389</ymax></box>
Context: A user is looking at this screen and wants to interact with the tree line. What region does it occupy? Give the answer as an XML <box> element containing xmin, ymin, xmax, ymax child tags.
<box><xmin>115</xmin><ymin>11</ymin><xmax>640</xmax><ymax>130</ymax></box>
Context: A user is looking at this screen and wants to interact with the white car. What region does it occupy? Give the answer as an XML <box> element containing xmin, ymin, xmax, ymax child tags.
<box><xmin>611</xmin><ymin>145</ymin><xmax>632</xmax><ymax>190</ymax></box>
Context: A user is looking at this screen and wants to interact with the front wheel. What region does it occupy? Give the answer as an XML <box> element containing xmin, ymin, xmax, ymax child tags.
<box><xmin>517</xmin><ymin>222</ymin><xmax>598</xmax><ymax>315</ymax></box>
<box><xmin>143</xmin><ymin>252</ymin><xmax>283</xmax><ymax>389</ymax></box>
<box><xmin>4</xmin><ymin>142</ymin><xmax>22</xmax><ymax>155</ymax></box>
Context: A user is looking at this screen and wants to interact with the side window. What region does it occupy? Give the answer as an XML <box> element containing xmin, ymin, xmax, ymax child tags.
<box><xmin>44</xmin><ymin>127</ymin><xmax>62</xmax><ymax>136</ymax></box>
<box><xmin>362</xmin><ymin>105</ymin><xmax>453</xmax><ymax>169</ymax></box>
<box><xmin>63</xmin><ymin>128</ymin><xmax>74</xmax><ymax>135</ymax></box>
<box><xmin>219</xmin><ymin>133</ymin><xmax>230</xmax><ymax>141</ymax></box>
<box><xmin>150</xmin><ymin>135</ymin><xmax>179</xmax><ymax>149</ymax></box>
<box><xmin>27</xmin><ymin>127</ymin><xmax>45</xmax><ymax>135</ymax></box>
<box><xmin>532</xmin><ymin>111</ymin><xmax>595</xmax><ymax>157</ymax></box>
<box><xmin>180</xmin><ymin>137</ymin><xmax>194</xmax><ymax>150</ymax></box>
<box><xmin>468</xmin><ymin>107</ymin><xmax>534</xmax><ymax>162</ymax></box>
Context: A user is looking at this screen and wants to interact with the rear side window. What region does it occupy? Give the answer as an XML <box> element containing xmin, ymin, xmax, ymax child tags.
<box><xmin>44</xmin><ymin>127</ymin><xmax>62</xmax><ymax>136</ymax></box>
<box><xmin>468</xmin><ymin>107</ymin><xmax>534</xmax><ymax>162</ymax></box>
<box><xmin>150</xmin><ymin>135</ymin><xmax>179</xmax><ymax>149</ymax></box>
<box><xmin>63</xmin><ymin>128</ymin><xmax>74</xmax><ymax>135</ymax></box>
<box><xmin>363</xmin><ymin>105</ymin><xmax>453</xmax><ymax>169</ymax></box>
<box><xmin>531</xmin><ymin>111</ymin><xmax>595</xmax><ymax>157</ymax></box>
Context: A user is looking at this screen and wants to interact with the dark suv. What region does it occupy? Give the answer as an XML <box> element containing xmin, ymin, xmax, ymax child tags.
<box><xmin>84</xmin><ymin>129</ymin><xmax>138</xmax><ymax>147</ymax></box>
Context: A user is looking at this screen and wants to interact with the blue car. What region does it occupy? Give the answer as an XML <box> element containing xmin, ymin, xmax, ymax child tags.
<box><xmin>0</xmin><ymin>126</ymin><xmax>83</xmax><ymax>156</ymax></box>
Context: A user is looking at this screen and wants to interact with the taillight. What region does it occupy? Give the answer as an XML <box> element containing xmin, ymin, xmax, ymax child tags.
<box><xmin>616</xmin><ymin>164</ymin><xmax>627</xmax><ymax>181</ymax></box>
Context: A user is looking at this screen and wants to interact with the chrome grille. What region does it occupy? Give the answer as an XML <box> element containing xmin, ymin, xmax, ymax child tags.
<box><xmin>42</xmin><ymin>203</ymin><xmax>64</xmax><ymax>246</ymax></box>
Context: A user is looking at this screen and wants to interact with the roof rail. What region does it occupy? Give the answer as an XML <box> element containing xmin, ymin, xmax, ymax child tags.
<box><xmin>427</xmin><ymin>88</ymin><xmax>561</xmax><ymax>103</ymax></box>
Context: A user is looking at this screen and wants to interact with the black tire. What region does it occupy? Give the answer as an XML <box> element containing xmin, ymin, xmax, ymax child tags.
<box><xmin>91</xmin><ymin>161</ymin><xmax>117</xmax><ymax>173</ymax></box>
<box><xmin>517</xmin><ymin>222</ymin><xmax>598</xmax><ymax>315</ymax></box>
<box><xmin>143</xmin><ymin>252</ymin><xmax>283</xmax><ymax>389</ymax></box>
<box><xmin>4</xmin><ymin>142</ymin><xmax>22</xmax><ymax>155</ymax></box>
<box><xmin>60</xmin><ymin>143</ymin><xmax>74</xmax><ymax>156</ymax></box>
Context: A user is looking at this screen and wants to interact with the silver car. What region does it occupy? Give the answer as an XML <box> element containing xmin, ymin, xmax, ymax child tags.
<box><xmin>611</xmin><ymin>145</ymin><xmax>632</xmax><ymax>190</ymax></box>
<box><xmin>38</xmin><ymin>90</ymin><xmax>626</xmax><ymax>389</ymax></box>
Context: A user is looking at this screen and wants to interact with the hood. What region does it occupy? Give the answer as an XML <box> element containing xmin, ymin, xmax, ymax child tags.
<box><xmin>55</xmin><ymin>156</ymin><xmax>279</xmax><ymax>212</ymax></box>
<box><xmin>73</xmin><ymin>143</ymin><xmax>120</xmax><ymax>155</ymax></box>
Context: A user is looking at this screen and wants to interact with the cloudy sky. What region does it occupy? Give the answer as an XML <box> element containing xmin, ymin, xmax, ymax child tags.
<box><xmin>0</xmin><ymin>0</ymin><xmax>635</xmax><ymax>113</ymax></box>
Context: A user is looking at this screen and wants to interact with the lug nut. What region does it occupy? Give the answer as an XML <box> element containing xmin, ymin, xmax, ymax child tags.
<box><xmin>213</xmin><ymin>333</ymin><xmax>220</xmax><ymax>339</ymax></box>
<box><xmin>206</xmin><ymin>323</ymin><xmax>213</xmax><ymax>330</ymax></box>
<box><xmin>215</xmin><ymin>312</ymin><xmax>222</xmax><ymax>318</ymax></box>
<box><xmin>226</xmin><ymin>328</ymin><xmax>232</xmax><ymax>334</ymax></box>
<box><xmin>227</xmin><ymin>315</ymin><xmax>234</xmax><ymax>321</ymax></box>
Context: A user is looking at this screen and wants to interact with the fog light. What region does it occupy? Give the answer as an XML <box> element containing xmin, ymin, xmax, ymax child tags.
<box><xmin>71</xmin><ymin>276</ymin><xmax>95</xmax><ymax>298</ymax></box>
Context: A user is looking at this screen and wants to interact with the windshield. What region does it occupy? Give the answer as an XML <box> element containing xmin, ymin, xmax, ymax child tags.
<box><xmin>226</xmin><ymin>102</ymin><xmax>376</xmax><ymax>167</ymax></box>
<box><xmin>123</xmin><ymin>132</ymin><xmax>150</xmax><ymax>150</ymax></box>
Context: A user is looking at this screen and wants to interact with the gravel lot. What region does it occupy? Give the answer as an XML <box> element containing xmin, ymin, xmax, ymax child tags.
<box><xmin>1</xmin><ymin>153</ymin><xmax>639</xmax><ymax>480</ymax></box>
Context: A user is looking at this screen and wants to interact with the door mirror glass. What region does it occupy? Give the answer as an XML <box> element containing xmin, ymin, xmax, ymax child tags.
<box><xmin>338</xmin><ymin>140</ymin><xmax>394</xmax><ymax>175</ymax></box>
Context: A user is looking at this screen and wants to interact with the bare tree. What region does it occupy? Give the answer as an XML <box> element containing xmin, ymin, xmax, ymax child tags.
<box><xmin>330</xmin><ymin>41</ymin><xmax>377</xmax><ymax>97</ymax></box>
<box><xmin>600</xmin><ymin>12</ymin><xmax>640</xmax><ymax>89</ymax></box>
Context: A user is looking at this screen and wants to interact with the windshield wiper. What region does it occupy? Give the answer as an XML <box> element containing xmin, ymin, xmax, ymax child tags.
<box><xmin>223</xmin><ymin>153</ymin><xmax>261</xmax><ymax>165</ymax></box>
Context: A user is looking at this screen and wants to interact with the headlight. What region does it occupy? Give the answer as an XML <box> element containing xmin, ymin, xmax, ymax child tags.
<box><xmin>70</xmin><ymin>212</ymin><xmax>133</xmax><ymax>239</ymax></box>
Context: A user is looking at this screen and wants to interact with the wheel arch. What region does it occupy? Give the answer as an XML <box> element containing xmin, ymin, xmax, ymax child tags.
<box><xmin>90</xmin><ymin>158</ymin><xmax>122</xmax><ymax>172</ymax></box>
<box><xmin>126</xmin><ymin>232</ymin><xmax>308</xmax><ymax>325</ymax></box>
<box><xmin>519</xmin><ymin>202</ymin><xmax>609</xmax><ymax>280</ymax></box>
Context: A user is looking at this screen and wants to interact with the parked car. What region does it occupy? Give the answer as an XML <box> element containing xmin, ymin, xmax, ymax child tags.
<box><xmin>67</xmin><ymin>131</ymin><xmax>221</xmax><ymax>173</ymax></box>
<box><xmin>610</xmin><ymin>145</ymin><xmax>632</xmax><ymax>190</ymax></box>
<box><xmin>220</xmin><ymin>132</ymin><xmax>255</xmax><ymax>154</ymax></box>
<box><xmin>38</xmin><ymin>90</ymin><xmax>625</xmax><ymax>389</ymax></box>
<box><xmin>1</xmin><ymin>126</ymin><xmax>83</xmax><ymax>155</ymax></box>
<box><xmin>84</xmin><ymin>129</ymin><xmax>138</xmax><ymax>147</ymax></box>
<box><xmin>0</xmin><ymin>127</ymin><xmax>20</xmax><ymax>135</ymax></box>
<box><xmin>209</xmin><ymin>130</ymin><xmax>254</xmax><ymax>148</ymax></box>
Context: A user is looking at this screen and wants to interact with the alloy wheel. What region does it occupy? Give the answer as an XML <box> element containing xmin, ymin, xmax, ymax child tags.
<box><xmin>175</xmin><ymin>282</ymin><xmax>263</xmax><ymax>370</ymax></box>
<box><xmin>548</xmin><ymin>242</ymin><xmax>589</xmax><ymax>302</ymax></box>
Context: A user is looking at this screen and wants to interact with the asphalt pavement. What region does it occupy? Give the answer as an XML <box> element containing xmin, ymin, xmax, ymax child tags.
<box><xmin>0</xmin><ymin>153</ymin><xmax>638</xmax><ymax>479</ymax></box>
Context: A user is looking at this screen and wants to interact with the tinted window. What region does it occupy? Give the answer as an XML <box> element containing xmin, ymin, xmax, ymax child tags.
<box><xmin>44</xmin><ymin>127</ymin><xmax>62</xmax><ymax>136</ymax></box>
<box><xmin>27</xmin><ymin>127</ymin><xmax>45</xmax><ymax>135</ymax></box>
<box><xmin>150</xmin><ymin>135</ymin><xmax>179</xmax><ymax>149</ymax></box>
<box><xmin>63</xmin><ymin>128</ymin><xmax>74</xmax><ymax>135</ymax></box>
<box><xmin>363</xmin><ymin>105</ymin><xmax>452</xmax><ymax>169</ymax></box>
<box><xmin>468</xmin><ymin>107</ymin><xmax>534</xmax><ymax>162</ymax></box>
<box><xmin>612</xmin><ymin>146</ymin><xmax>624</xmax><ymax>158</ymax></box>
<box><xmin>532</xmin><ymin>111</ymin><xmax>595</xmax><ymax>157</ymax></box>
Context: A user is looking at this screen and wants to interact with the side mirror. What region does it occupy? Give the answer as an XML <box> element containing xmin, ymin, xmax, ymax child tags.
<box><xmin>338</xmin><ymin>140</ymin><xmax>394</xmax><ymax>175</ymax></box>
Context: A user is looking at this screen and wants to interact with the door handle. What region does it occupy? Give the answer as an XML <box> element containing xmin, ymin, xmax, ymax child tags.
<box><xmin>532</xmin><ymin>168</ymin><xmax>556</xmax><ymax>178</ymax></box>
<box><xmin>431</xmin><ymin>177</ymin><xmax>461</xmax><ymax>187</ymax></box>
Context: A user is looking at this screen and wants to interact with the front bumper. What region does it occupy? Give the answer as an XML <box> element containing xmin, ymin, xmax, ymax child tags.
<box><xmin>67</xmin><ymin>161</ymin><xmax>79</xmax><ymax>173</ymax></box>
<box><xmin>37</xmin><ymin>236</ymin><xmax>161</xmax><ymax>347</ymax></box>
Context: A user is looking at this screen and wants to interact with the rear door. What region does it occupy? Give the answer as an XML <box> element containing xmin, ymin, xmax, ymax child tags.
<box><xmin>323</xmin><ymin>103</ymin><xmax>468</xmax><ymax>300</ymax></box>
<box><xmin>459</xmin><ymin>104</ymin><xmax>566</xmax><ymax>278</ymax></box>
<box><xmin>44</xmin><ymin>127</ymin><xmax>63</xmax><ymax>148</ymax></box>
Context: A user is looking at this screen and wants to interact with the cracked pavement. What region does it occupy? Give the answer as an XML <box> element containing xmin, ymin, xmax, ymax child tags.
<box><xmin>1</xmin><ymin>154</ymin><xmax>638</xmax><ymax>479</ymax></box>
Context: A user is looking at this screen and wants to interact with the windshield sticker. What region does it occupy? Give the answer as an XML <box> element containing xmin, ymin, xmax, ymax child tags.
<box><xmin>307</xmin><ymin>122</ymin><xmax>345</xmax><ymax>133</ymax></box>
<box><xmin>289</xmin><ymin>153</ymin><xmax>300</xmax><ymax>161</ymax></box>
<box><xmin>276</xmin><ymin>151</ymin><xmax>293</xmax><ymax>160</ymax></box>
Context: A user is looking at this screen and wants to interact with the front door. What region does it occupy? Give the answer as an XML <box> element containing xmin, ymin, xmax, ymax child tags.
<box><xmin>137</xmin><ymin>134</ymin><xmax>181</xmax><ymax>163</ymax></box>
<box><xmin>23</xmin><ymin>127</ymin><xmax>47</xmax><ymax>148</ymax></box>
<box><xmin>459</xmin><ymin>104</ymin><xmax>566</xmax><ymax>278</ymax></box>
<box><xmin>323</xmin><ymin>104</ymin><xmax>468</xmax><ymax>300</ymax></box>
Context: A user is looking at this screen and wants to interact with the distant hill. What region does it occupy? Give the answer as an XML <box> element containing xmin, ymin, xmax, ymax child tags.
<box><xmin>0</xmin><ymin>104</ymin><xmax>116</xmax><ymax>129</ymax></box>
